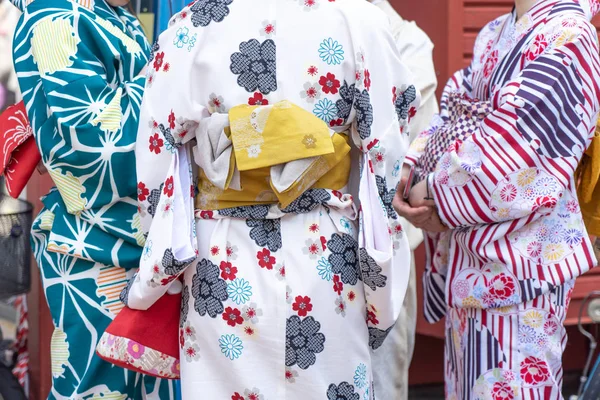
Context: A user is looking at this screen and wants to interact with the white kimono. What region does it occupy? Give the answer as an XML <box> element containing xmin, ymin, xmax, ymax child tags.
<box><xmin>124</xmin><ymin>1</ymin><xmax>420</xmax><ymax>398</ymax></box>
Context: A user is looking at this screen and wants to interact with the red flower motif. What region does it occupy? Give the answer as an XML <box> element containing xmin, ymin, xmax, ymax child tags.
<box><xmin>527</xmin><ymin>242</ymin><xmax>542</xmax><ymax>258</ymax></box>
<box><xmin>137</xmin><ymin>182</ymin><xmax>149</xmax><ymax>201</ymax></box>
<box><xmin>263</xmin><ymin>23</ymin><xmax>275</xmax><ymax>35</ymax></box>
<box><xmin>222</xmin><ymin>307</ymin><xmax>244</xmax><ymax>327</ymax></box>
<box><xmin>532</xmin><ymin>196</ymin><xmax>557</xmax><ymax>212</ymax></box>
<box><xmin>333</xmin><ymin>275</ymin><xmax>343</xmax><ymax>295</ymax></box>
<box><xmin>329</xmin><ymin>118</ymin><xmax>343</xmax><ymax>127</ymax></box>
<box><xmin>179</xmin><ymin>329</ymin><xmax>185</xmax><ymax>348</ymax></box>
<box><xmin>244</xmin><ymin>326</ymin><xmax>255</xmax><ymax>336</ymax></box>
<box><xmin>309</xmin><ymin>223</ymin><xmax>319</xmax><ymax>233</ymax></box>
<box><xmin>491</xmin><ymin>382</ymin><xmax>514</xmax><ymax>400</ymax></box>
<box><xmin>199</xmin><ymin>210</ymin><xmax>213</xmax><ymax>220</ymax></box>
<box><xmin>169</xmin><ymin>110</ymin><xmax>176</xmax><ymax>129</ymax></box>
<box><xmin>520</xmin><ymin>356</ymin><xmax>550</xmax><ymax>385</ymax></box>
<box><xmin>408</xmin><ymin>107</ymin><xmax>417</xmax><ymax>121</ymax></box>
<box><xmin>163</xmin><ymin>63</ymin><xmax>171</xmax><ymax>72</ymax></box>
<box><xmin>363</xmin><ymin>69</ymin><xmax>371</xmax><ymax>91</ymax></box>
<box><xmin>525</xmin><ymin>34</ymin><xmax>548</xmax><ymax>61</ymax></box>
<box><xmin>149</xmin><ymin>133</ymin><xmax>164</xmax><ymax>154</ymax></box>
<box><xmin>347</xmin><ymin>291</ymin><xmax>356</xmax><ymax>301</ymax></box>
<box><xmin>153</xmin><ymin>52</ymin><xmax>164</xmax><ymax>71</ymax></box>
<box><xmin>231</xmin><ymin>393</ymin><xmax>244</xmax><ymax>400</ymax></box>
<box><xmin>319</xmin><ymin>72</ymin><xmax>341</xmax><ymax>95</ymax></box>
<box><xmin>500</xmin><ymin>184</ymin><xmax>517</xmax><ymax>202</ymax></box>
<box><xmin>211</xmin><ymin>246</ymin><xmax>220</xmax><ymax>256</ymax></box>
<box><xmin>367</xmin><ymin>310</ymin><xmax>379</xmax><ymax>325</ymax></box>
<box><xmin>319</xmin><ymin>236</ymin><xmax>328</xmax><ymax>251</ymax></box>
<box><xmin>257</xmin><ymin>248</ymin><xmax>276</xmax><ymax>270</ymax></box>
<box><xmin>366</xmin><ymin>139</ymin><xmax>379</xmax><ymax>151</ymax></box>
<box><xmin>163</xmin><ymin>176</ymin><xmax>174</xmax><ymax>197</ymax></box>
<box><xmin>488</xmin><ymin>273</ymin><xmax>515</xmax><ymax>300</ymax></box>
<box><xmin>220</xmin><ymin>261</ymin><xmax>238</xmax><ymax>280</ymax></box>
<box><xmin>180</xmin><ymin>11</ymin><xmax>188</xmax><ymax>18</ymax></box>
<box><xmin>307</xmin><ymin>65</ymin><xmax>319</xmax><ymax>76</ymax></box>
<box><xmin>248</xmin><ymin>92</ymin><xmax>269</xmax><ymax>106</ymax></box>
<box><xmin>544</xmin><ymin>320</ymin><xmax>558</xmax><ymax>336</ymax></box>
<box><xmin>292</xmin><ymin>296</ymin><xmax>313</xmax><ymax>317</ymax></box>
<box><xmin>483</xmin><ymin>50</ymin><xmax>499</xmax><ymax>78</ymax></box>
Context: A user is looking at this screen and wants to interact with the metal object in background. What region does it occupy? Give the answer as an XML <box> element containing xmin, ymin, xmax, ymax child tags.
<box><xmin>0</xmin><ymin>193</ymin><xmax>32</xmax><ymax>301</ymax></box>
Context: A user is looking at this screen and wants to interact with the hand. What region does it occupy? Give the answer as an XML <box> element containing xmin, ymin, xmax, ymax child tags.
<box><xmin>414</xmin><ymin>208</ymin><xmax>449</xmax><ymax>233</ymax></box>
<box><xmin>36</xmin><ymin>160</ymin><xmax>47</xmax><ymax>175</ymax></box>
<box><xmin>393</xmin><ymin>167</ymin><xmax>434</xmax><ymax>227</ymax></box>
<box><xmin>408</xmin><ymin>179</ymin><xmax>435</xmax><ymax>208</ymax></box>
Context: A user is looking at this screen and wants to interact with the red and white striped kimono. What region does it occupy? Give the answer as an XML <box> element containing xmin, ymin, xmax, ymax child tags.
<box><xmin>406</xmin><ymin>0</ymin><xmax>600</xmax><ymax>398</ymax></box>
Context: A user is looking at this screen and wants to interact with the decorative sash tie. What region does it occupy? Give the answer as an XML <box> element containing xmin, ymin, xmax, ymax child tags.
<box><xmin>193</xmin><ymin>100</ymin><xmax>352</xmax><ymax>210</ymax></box>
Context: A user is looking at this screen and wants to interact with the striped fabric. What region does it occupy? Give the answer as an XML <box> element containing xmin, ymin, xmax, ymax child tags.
<box><xmin>96</xmin><ymin>265</ymin><xmax>129</xmax><ymax>314</ymax></box>
<box><xmin>30</xmin><ymin>18</ymin><xmax>78</xmax><ymax>75</ymax></box>
<box><xmin>406</xmin><ymin>0</ymin><xmax>600</xmax><ymax>398</ymax></box>
<box><xmin>91</xmin><ymin>87</ymin><xmax>124</xmax><ymax>132</ymax></box>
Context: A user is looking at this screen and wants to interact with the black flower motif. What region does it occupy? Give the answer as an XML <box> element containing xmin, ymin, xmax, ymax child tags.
<box><xmin>147</xmin><ymin>183</ymin><xmax>163</xmax><ymax>217</ymax></box>
<box><xmin>119</xmin><ymin>272</ymin><xmax>138</xmax><ymax>306</ymax></box>
<box><xmin>162</xmin><ymin>248</ymin><xmax>193</xmax><ymax>276</ymax></box>
<box><xmin>180</xmin><ymin>284</ymin><xmax>190</xmax><ymax>327</ymax></box>
<box><xmin>368</xmin><ymin>326</ymin><xmax>393</xmax><ymax>350</ymax></box>
<box><xmin>359</xmin><ymin>248</ymin><xmax>387</xmax><ymax>291</ymax></box>
<box><xmin>326</xmin><ymin>382</ymin><xmax>360</xmax><ymax>400</ymax></box>
<box><xmin>190</xmin><ymin>0</ymin><xmax>233</xmax><ymax>27</ymax></box>
<box><xmin>219</xmin><ymin>205</ymin><xmax>270</xmax><ymax>219</ymax></box>
<box><xmin>230</xmin><ymin>39</ymin><xmax>277</xmax><ymax>94</ymax></box>
<box><xmin>394</xmin><ymin>85</ymin><xmax>417</xmax><ymax>123</ymax></box>
<box><xmin>327</xmin><ymin>233</ymin><xmax>360</xmax><ymax>285</ymax></box>
<box><xmin>353</xmin><ymin>88</ymin><xmax>373</xmax><ymax>140</ymax></box>
<box><xmin>247</xmin><ymin>219</ymin><xmax>282</xmax><ymax>252</ymax></box>
<box><xmin>376</xmin><ymin>175</ymin><xmax>397</xmax><ymax>220</ymax></box>
<box><xmin>286</xmin><ymin>316</ymin><xmax>325</xmax><ymax>370</ymax></box>
<box><xmin>149</xmin><ymin>40</ymin><xmax>159</xmax><ymax>63</ymax></box>
<box><xmin>281</xmin><ymin>189</ymin><xmax>331</xmax><ymax>214</ymax></box>
<box><xmin>159</xmin><ymin>123</ymin><xmax>181</xmax><ymax>150</ymax></box>
<box><xmin>336</xmin><ymin>81</ymin><xmax>355</xmax><ymax>123</ymax></box>
<box><xmin>191</xmin><ymin>258</ymin><xmax>228</xmax><ymax>318</ymax></box>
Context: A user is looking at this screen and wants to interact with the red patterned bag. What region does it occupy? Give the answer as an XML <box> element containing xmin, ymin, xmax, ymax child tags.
<box><xmin>0</xmin><ymin>101</ymin><xmax>40</xmax><ymax>198</ymax></box>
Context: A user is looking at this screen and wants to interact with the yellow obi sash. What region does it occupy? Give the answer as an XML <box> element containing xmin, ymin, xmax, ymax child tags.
<box><xmin>195</xmin><ymin>101</ymin><xmax>351</xmax><ymax>210</ymax></box>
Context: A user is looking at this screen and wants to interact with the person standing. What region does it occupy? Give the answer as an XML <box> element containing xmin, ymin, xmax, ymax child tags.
<box><xmin>367</xmin><ymin>1</ymin><xmax>438</xmax><ymax>399</ymax></box>
<box><xmin>121</xmin><ymin>0</ymin><xmax>421</xmax><ymax>398</ymax></box>
<box><xmin>10</xmin><ymin>0</ymin><xmax>175</xmax><ymax>397</ymax></box>
<box><xmin>396</xmin><ymin>0</ymin><xmax>600</xmax><ymax>398</ymax></box>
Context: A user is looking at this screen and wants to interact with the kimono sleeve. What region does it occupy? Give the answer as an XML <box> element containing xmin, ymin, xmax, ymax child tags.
<box><xmin>25</xmin><ymin>16</ymin><xmax>146</xmax><ymax>214</ymax></box>
<box><xmin>405</xmin><ymin>67</ymin><xmax>470</xmax><ymax>166</ymax></box>
<box><xmin>125</xmin><ymin>19</ymin><xmax>206</xmax><ymax>310</ymax></box>
<box><xmin>350</xmin><ymin>15</ymin><xmax>421</xmax><ymax>350</ymax></box>
<box><xmin>430</xmin><ymin>25</ymin><xmax>600</xmax><ymax>229</ymax></box>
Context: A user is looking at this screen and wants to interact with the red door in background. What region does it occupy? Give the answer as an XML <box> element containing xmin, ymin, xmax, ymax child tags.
<box><xmin>24</xmin><ymin>1</ymin><xmax>600</xmax><ymax>397</ymax></box>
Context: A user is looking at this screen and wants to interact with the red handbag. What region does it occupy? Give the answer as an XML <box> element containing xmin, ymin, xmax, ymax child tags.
<box><xmin>0</xmin><ymin>101</ymin><xmax>41</xmax><ymax>198</ymax></box>
<box><xmin>96</xmin><ymin>291</ymin><xmax>181</xmax><ymax>379</ymax></box>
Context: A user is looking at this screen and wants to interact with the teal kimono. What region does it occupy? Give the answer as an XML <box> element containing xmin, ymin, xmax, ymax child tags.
<box><xmin>11</xmin><ymin>0</ymin><xmax>175</xmax><ymax>397</ymax></box>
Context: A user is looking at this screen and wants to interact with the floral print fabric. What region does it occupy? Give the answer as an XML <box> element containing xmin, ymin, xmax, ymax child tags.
<box><xmin>445</xmin><ymin>281</ymin><xmax>573</xmax><ymax>400</ymax></box>
<box><xmin>404</xmin><ymin>0</ymin><xmax>600</xmax><ymax>398</ymax></box>
<box><xmin>127</xmin><ymin>0</ymin><xmax>419</xmax><ymax>398</ymax></box>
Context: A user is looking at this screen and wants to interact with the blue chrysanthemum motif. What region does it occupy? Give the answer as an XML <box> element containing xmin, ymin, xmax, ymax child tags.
<box><xmin>319</xmin><ymin>38</ymin><xmax>344</xmax><ymax>65</ymax></box>
<box><xmin>354</xmin><ymin>363</ymin><xmax>367</xmax><ymax>388</ymax></box>
<box><xmin>219</xmin><ymin>334</ymin><xmax>243</xmax><ymax>360</ymax></box>
<box><xmin>316</xmin><ymin>257</ymin><xmax>333</xmax><ymax>281</ymax></box>
<box><xmin>227</xmin><ymin>278</ymin><xmax>252</xmax><ymax>305</ymax></box>
<box><xmin>314</xmin><ymin>99</ymin><xmax>338</xmax><ymax>123</ymax></box>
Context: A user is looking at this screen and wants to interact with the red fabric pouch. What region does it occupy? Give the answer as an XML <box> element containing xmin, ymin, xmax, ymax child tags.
<box><xmin>96</xmin><ymin>292</ymin><xmax>181</xmax><ymax>379</ymax></box>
